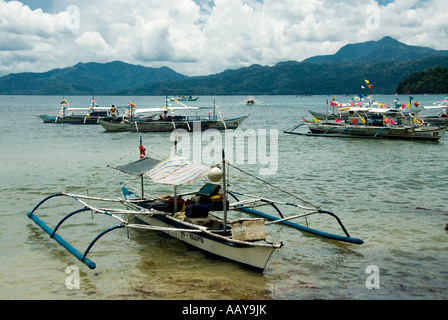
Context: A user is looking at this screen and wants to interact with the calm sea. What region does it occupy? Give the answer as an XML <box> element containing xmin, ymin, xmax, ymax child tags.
<box><xmin>1</xmin><ymin>94</ymin><xmax>447</xmax><ymax>301</ymax></box>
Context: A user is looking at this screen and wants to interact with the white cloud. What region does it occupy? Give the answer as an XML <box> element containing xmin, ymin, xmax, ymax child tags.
<box><xmin>0</xmin><ymin>0</ymin><xmax>447</xmax><ymax>77</ymax></box>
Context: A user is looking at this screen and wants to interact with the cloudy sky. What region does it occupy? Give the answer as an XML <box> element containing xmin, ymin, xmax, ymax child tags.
<box><xmin>0</xmin><ymin>0</ymin><xmax>447</xmax><ymax>76</ymax></box>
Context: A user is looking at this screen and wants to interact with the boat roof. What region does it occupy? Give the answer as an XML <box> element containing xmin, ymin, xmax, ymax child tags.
<box><xmin>65</xmin><ymin>107</ymin><xmax>110</xmax><ymax>111</ymax></box>
<box><xmin>110</xmin><ymin>155</ymin><xmax>210</xmax><ymax>186</ymax></box>
<box><xmin>422</xmin><ymin>105</ymin><xmax>447</xmax><ymax>109</ymax></box>
<box><xmin>337</xmin><ymin>107</ymin><xmax>394</xmax><ymax>113</ymax></box>
<box><xmin>110</xmin><ymin>157</ymin><xmax>161</xmax><ymax>176</ymax></box>
<box><xmin>146</xmin><ymin>155</ymin><xmax>210</xmax><ymax>186</ymax></box>
<box><xmin>135</xmin><ymin>106</ymin><xmax>199</xmax><ymax>114</ymax></box>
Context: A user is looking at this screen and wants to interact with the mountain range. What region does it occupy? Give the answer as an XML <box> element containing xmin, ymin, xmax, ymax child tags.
<box><xmin>1</xmin><ymin>36</ymin><xmax>448</xmax><ymax>95</ymax></box>
<box><xmin>0</xmin><ymin>61</ymin><xmax>187</xmax><ymax>95</ymax></box>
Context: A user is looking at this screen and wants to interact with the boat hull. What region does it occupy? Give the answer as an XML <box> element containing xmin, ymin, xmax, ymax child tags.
<box><xmin>38</xmin><ymin>114</ymin><xmax>113</xmax><ymax>124</ymax></box>
<box><xmin>169</xmin><ymin>97</ymin><xmax>199</xmax><ymax>101</ymax></box>
<box><xmin>134</xmin><ymin>213</ymin><xmax>278</xmax><ymax>272</ymax></box>
<box><xmin>98</xmin><ymin>115</ymin><xmax>249</xmax><ymax>132</ymax></box>
<box><xmin>305</xmin><ymin>122</ymin><xmax>447</xmax><ymax>141</ymax></box>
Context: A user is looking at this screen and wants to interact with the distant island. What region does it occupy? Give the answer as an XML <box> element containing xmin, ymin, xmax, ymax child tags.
<box><xmin>395</xmin><ymin>66</ymin><xmax>448</xmax><ymax>94</ymax></box>
<box><xmin>1</xmin><ymin>36</ymin><xmax>448</xmax><ymax>95</ymax></box>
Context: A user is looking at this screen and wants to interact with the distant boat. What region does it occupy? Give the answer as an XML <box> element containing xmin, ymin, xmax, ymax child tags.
<box><xmin>169</xmin><ymin>96</ymin><xmax>199</xmax><ymax>101</ymax></box>
<box><xmin>37</xmin><ymin>98</ymin><xmax>115</xmax><ymax>124</ymax></box>
<box><xmin>245</xmin><ymin>96</ymin><xmax>263</xmax><ymax>105</ymax></box>
<box><xmin>421</xmin><ymin>98</ymin><xmax>448</xmax><ymax>126</ymax></box>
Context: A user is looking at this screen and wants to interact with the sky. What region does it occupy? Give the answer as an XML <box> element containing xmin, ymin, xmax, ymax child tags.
<box><xmin>0</xmin><ymin>0</ymin><xmax>447</xmax><ymax>77</ymax></box>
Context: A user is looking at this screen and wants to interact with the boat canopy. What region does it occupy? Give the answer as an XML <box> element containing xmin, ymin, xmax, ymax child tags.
<box><xmin>110</xmin><ymin>157</ymin><xmax>161</xmax><ymax>176</ymax></box>
<box><xmin>135</xmin><ymin>106</ymin><xmax>199</xmax><ymax>114</ymax></box>
<box><xmin>64</xmin><ymin>107</ymin><xmax>110</xmax><ymax>111</ymax></box>
<box><xmin>337</xmin><ymin>107</ymin><xmax>397</xmax><ymax>113</ymax></box>
<box><xmin>146</xmin><ymin>155</ymin><xmax>210</xmax><ymax>186</ymax></box>
<box><xmin>422</xmin><ymin>105</ymin><xmax>447</xmax><ymax>109</ymax></box>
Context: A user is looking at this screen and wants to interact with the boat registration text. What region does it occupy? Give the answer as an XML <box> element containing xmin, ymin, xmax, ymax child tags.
<box><xmin>180</xmin><ymin>231</ymin><xmax>205</xmax><ymax>243</ymax></box>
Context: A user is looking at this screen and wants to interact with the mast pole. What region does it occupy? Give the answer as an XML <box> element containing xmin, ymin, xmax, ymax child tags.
<box><xmin>222</xmin><ymin>149</ymin><xmax>227</xmax><ymax>234</ymax></box>
<box><xmin>173</xmin><ymin>133</ymin><xmax>178</xmax><ymax>213</ymax></box>
<box><xmin>140</xmin><ymin>136</ymin><xmax>144</xmax><ymax>199</ymax></box>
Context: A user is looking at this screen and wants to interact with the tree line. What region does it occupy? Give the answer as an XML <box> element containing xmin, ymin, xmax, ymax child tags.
<box><xmin>395</xmin><ymin>66</ymin><xmax>448</xmax><ymax>94</ymax></box>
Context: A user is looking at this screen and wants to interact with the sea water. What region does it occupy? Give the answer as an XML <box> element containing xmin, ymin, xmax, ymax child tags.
<box><xmin>0</xmin><ymin>94</ymin><xmax>447</xmax><ymax>300</ymax></box>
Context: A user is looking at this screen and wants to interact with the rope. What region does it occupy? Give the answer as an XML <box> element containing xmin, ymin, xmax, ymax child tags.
<box><xmin>227</xmin><ymin>162</ymin><xmax>319</xmax><ymax>210</ymax></box>
<box><xmin>62</xmin><ymin>146</ymin><xmax>165</xmax><ymax>194</ymax></box>
<box><xmin>62</xmin><ymin>149</ymin><xmax>136</xmax><ymax>193</ymax></box>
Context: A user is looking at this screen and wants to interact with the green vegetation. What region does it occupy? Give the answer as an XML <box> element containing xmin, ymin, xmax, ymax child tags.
<box><xmin>395</xmin><ymin>66</ymin><xmax>448</xmax><ymax>94</ymax></box>
<box><xmin>1</xmin><ymin>37</ymin><xmax>448</xmax><ymax>95</ymax></box>
<box><xmin>0</xmin><ymin>61</ymin><xmax>187</xmax><ymax>95</ymax></box>
<box><xmin>121</xmin><ymin>57</ymin><xmax>448</xmax><ymax>95</ymax></box>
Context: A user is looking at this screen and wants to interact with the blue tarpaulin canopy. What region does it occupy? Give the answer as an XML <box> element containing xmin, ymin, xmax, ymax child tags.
<box><xmin>111</xmin><ymin>157</ymin><xmax>161</xmax><ymax>176</ymax></box>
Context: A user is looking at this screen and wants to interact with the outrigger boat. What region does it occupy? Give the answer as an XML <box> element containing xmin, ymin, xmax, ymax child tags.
<box><xmin>246</xmin><ymin>97</ymin><xmax>255</xmax><ymax>105</ymax></box>
<box><xmin>27</xmin><ymin>141</ymin><xmax>363</xmax><ymax>272</ymax></box>
<box><xmin>27</xmin><ymin>152</ymin><xmax>281</xmax><ymax>272</ymax></box>
<box><xmin>309</xmin><ymin>96</ymin><xmax>422</xmax><ymax>123</ymax></box>
<box><xmin>420</xmin><ymin>99</ymin><xmax>448</xmax><ymax>126</ymax></box>
<box><xmin>309</xmin><ymin>107</ymin><xmax>420</xmax><ymax>124</ymax></box>
<box><xmin>37</xmin><ymin>98</ymin><xmax>114</xmax><ymax>124</ymax></box>
<box><xmin>169</xmin><ymin>96</ymin><xmax>199</xmax><ymax>101</ymax></box>
<box><xmin>245</xmin><ymin>96</ymin><xmax>264</xmax><ymax>105</ymax></box>
<box><xmin>99</xmin><ymin>114</ymin><xmax>249</xmax><ymax>132</ymax></box>
<box><xmin>285</xmin><ymin>113</ymin><xmax>447</xmax><ymax>141</ymax></box>
<box><xmin>98</xmin><ymin>98</ymin><xmax>249</xmax><ymax>132</ymax></box>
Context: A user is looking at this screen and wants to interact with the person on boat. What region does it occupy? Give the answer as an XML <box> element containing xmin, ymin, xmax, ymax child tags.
<box><xmin>109</xmin><ymin>105</ymin><xmax>119</xmax><ymax>120</ymax></box>
<box><xmin>160</xmin><ymin>110</ymin><xmax>168</xmax><ymax>121</ymax></box>
<box><xmin>441</xmin><ymin>108</ymin><xmax>448</xmax><ymax>118</ymax></box>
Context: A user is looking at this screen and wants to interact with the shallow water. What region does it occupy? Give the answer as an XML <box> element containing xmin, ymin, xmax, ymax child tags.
<box><xmin>1</xmin><ymin>94</ymin><xmax>447</xmax><ymax>301</ymax></box>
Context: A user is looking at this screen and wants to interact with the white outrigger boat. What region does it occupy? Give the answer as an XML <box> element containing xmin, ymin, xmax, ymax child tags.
<box><xmin>98</xmin><ymin>114</ymin><xmax>249</xmax><ymax>132</ymax></box>
<box><xmin>27</xmin><ymin>150</ymin><xmax>281</xmax><ymax>271</ymax></box>
<box><xmin>27</xmin><ymin>141</ymin><xmax>363</xmax><ymax>272</ymax></box>
<box><xmin>99</xmin><ymin>97</ymin><xmax>249</xmax><ymax>132</ymax></box>
<box><xmin>168</xmin><ymin>96</ymin><xmax>199</xmax><ymax>101</ymax></box>
<box><xmin>37</xmin><ymin>98</ymin><xmax>115</xmax><ymax>124</ymax></box>
<box><xmin>420</xmin><ymin>98</ymin><xmax>448</xmax><ymax>126</ymax></box>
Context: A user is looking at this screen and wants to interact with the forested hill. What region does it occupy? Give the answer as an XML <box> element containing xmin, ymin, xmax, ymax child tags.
<box><xmin>0</xmin><ymin>61</ymin><xmax>187</xmax><ymax>95</ymax></box>
<box><xmin>1</xmin><ymin>36</ymin><xmax>448</xmax><ymax>95</ymax></box>
<box><xmin>395</xmin><ymin>66</ymin><xmax>448</xmax><ymax>94</ymax></box>
<box><xmin>303</xmin><ymin>36</ymin><xmax>448</xmax><ymax>63</ymax></box>
<box><xmin>120</xmin><ymin>57</ymin><xmax>448</xmax><ymax>95</ymax></box>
